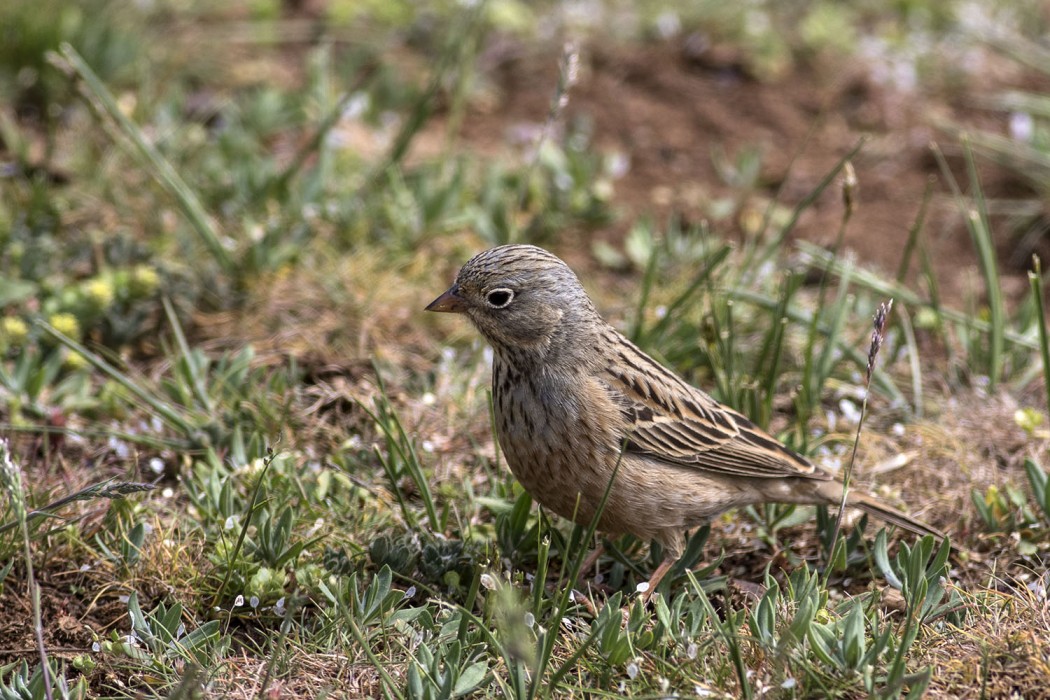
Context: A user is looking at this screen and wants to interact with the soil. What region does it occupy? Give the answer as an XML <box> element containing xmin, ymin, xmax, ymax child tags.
<box><xmin>444</xmin><ymin>38</ymin><xmax>1049</xmax><ymax>304</ymax></box>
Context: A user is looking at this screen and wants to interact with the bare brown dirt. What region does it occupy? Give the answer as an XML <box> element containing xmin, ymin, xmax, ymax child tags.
<box><xmin>444</xmin><ymin>38</ymin><xmax>1047</xmax><ymax>304</ymax></box>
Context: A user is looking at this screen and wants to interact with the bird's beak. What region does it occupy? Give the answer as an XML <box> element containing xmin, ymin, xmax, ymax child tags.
<box><xmin>425</xmin><ymin>284</ymin><xmax>467</xmax><ymax>314</ymax></box>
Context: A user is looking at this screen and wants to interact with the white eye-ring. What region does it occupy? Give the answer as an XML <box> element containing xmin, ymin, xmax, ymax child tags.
<box><xmin>485</xmin><ymin>288</ymin><xmax>515</xmax><ymax>308</ymax></box>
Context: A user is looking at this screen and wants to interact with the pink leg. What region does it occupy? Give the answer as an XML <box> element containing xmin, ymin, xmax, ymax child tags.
<box><xmin>640</xmin><ymin>555</ymin><xmax>676</xmax><ymax>602</ymax></box>
<box><xmin>577</xmin><ymin>542</ymin><xmax>606</xmax><ymax>584</ymax></box>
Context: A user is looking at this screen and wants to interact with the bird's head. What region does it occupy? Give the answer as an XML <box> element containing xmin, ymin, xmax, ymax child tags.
<box><xmin>426</xmin><ymin>245</ymin><xmax>598</xmax><ymax>359</ymax></box>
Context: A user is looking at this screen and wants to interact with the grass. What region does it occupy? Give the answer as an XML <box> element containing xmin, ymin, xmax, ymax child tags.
<box><xmin>2</xmin><ymin>0</ymin><xmax>1050</xmax><ymax>698</ymax></box>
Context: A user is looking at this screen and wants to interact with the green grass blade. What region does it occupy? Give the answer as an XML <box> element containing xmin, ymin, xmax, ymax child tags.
<box><xmin>35</xmin><ymin>319</ymin><xmax>198</xmax><ymax>440</ymax></box>
<box><xmin>1029</xmin><ymin>257</ymin><xmax>1050</xmax><ymax>422</ymax></box>
<box><xmin>54</xmin><ymin>44</ymin><xmax>234</xmax><ymax>275</ymax></box>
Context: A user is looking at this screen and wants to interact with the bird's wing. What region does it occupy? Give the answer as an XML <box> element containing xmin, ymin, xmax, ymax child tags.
<box><xmin>602</xmin><ymin>336</ymin><xmax>828</xmax><ymax>481</ymax></box>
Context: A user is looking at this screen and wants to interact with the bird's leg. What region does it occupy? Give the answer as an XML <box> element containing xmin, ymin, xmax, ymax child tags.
<box><xmin>639</xmin><ymin>555</ymin><xmax>676</xmax><ymax>603</ymax></box>
<box><xmin>576</xmin><ymin>542</ymin><xmax>605</xmax><ymax>585</ymax></box>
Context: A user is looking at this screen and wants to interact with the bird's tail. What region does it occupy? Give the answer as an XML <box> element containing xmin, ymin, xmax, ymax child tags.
<box><xmin>813</xmin><ymin>481</ymin><xmax>945</xmax><ymax>540</ymax></box>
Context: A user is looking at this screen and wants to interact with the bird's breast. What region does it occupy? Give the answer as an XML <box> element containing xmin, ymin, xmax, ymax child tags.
<box><xmin>491</xmin><ymin>359</ymin><xmax>624</xmax><ymax>523</ymax></box>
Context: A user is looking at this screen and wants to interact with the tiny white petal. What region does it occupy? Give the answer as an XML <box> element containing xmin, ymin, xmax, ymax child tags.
<box><xmin>250</xmin><ymin>596</ymin><xmax>259</xmax><ymax>609</ymax></box>
<box><xmin>635</xmin><ymin>581</ymin><xmax>650</xmax><ymax>594</ymax></box>
<box><xmin>1010</xmin><ymin>111</ymin><xmax>1034</xmax><ymax>141</ymax></box>
<box><xmin>234</xmin><ymin>595</ymin><xmax>244</xmax><ymax>607</ymax></box>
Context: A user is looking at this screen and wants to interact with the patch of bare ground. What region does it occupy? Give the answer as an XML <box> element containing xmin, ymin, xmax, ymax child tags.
<box><xmin>209</xmin><ymin>649</ymin><xmax>383</xmax><ymax>699</ymax></box>
<box><xmin>425</xmin><ymin>37</ymin><xmax>1048</xmax><ymax>305</ymax></box>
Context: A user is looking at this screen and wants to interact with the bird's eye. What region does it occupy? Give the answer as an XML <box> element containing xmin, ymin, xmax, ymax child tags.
<box><xmin>485</xmin><ymin>288</ymin><xmax>514</xmax><ymax>308</ymax></box>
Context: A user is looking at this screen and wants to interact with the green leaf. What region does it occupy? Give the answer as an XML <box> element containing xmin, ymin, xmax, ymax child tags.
<box><xmin>453</xmin><ymin>661</ymin><xmax>488</xmax><ymax>697</ymax></box>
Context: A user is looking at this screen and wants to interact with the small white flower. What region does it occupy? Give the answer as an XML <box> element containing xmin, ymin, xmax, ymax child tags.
<box><xmin>224</xmin><ymin>515</ymin><xmax>239</xmax><ymax>530</ymax></box>
<box><xmin>626</xmin><ymin>661</ymin><xmax>639</xmax><ymax>679</ymax></box>
<box><xmin>234</xmin><ymin>595</ymin><xmax>244</xmax><ymax>608</ymax></box>
<box><xmin>686</xmin><ymin>642</ymin><xmax>698</xmax><ymax>660</ymax></box>
<box><xmin>250</xmin><ymin>596</ymin><xmax>259</xmax><ymax>609</ymax></box>
<box><xmin>635</xmin><ymin>581</ymin><xmax>650</xmax><ymax>594</ymax></box>
<box><xmin>343</xmin><ymin>92</ymin><xmax>370</xmax><ymax>120</ymax></box>
<box><xmin>1010</xmin><ymin>112</ymin><xmax>1034</xmax><ymax>142</ymax></box>
<box><xmin>404</xmin><ymin>586</ymin><xmax>417</xmax><ymax>599</ymax></box>
<box><xmin>607</xmin><ymin>151</ymin><xmax>630</xmax><ymax>179</ymax></box>
<box><xmin>421</xmin><ymin>440</ymin><xmax>435</xmax><ymax>453</ymax></box>
<box><xmin>838</xmin><ymin>399</ymin><xmax>861</xmax><ymax>425</ymax></box>
<box><xmin>91</xmin><ymin>642</ymin><xmax>101</xmax><ymax>652</ymax></box>
<box><xmin>782</xmin><ymin>677</ymin><xmax>797</xmax><ymax>689</ymax></box>
<box><xmin>107</xmin><ymin>436</ymin><xmax>130</xmax><ymax>459</ymax></box>
<box><xmin>480</xmin><ymin>573</ymin><xmax>496</xmax><ymax>590</ymax></box>
<box><xmin>421</xmin><ymin>392</ymin><xmax>436</xmax><ymax>406</ymax></box>
<box><xmin>149</xmin><ymin>458</ymin><xmax>165</xmax><ymax>474</ymax></box>
<box><xmin>655</xmin><ymin>11</ymin><xmax>681</xmax><ymax>38</ymax></box>
<box><xmin>524</xmin><ymin>612</ymin><xmax>535</xmax><ymax>629</ymax></box>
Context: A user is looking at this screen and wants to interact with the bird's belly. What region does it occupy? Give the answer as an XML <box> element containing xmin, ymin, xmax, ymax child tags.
<box><xmin>500</xmin><ymin>416</ymin><xmax>761</xmax><ymax>541</ymax></box>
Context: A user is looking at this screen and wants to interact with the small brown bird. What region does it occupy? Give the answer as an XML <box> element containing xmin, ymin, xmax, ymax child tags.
<box><xmin>427</xmin><ymin>244</ymin><xmax>942</xmax><ymax>593</ymax></box>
